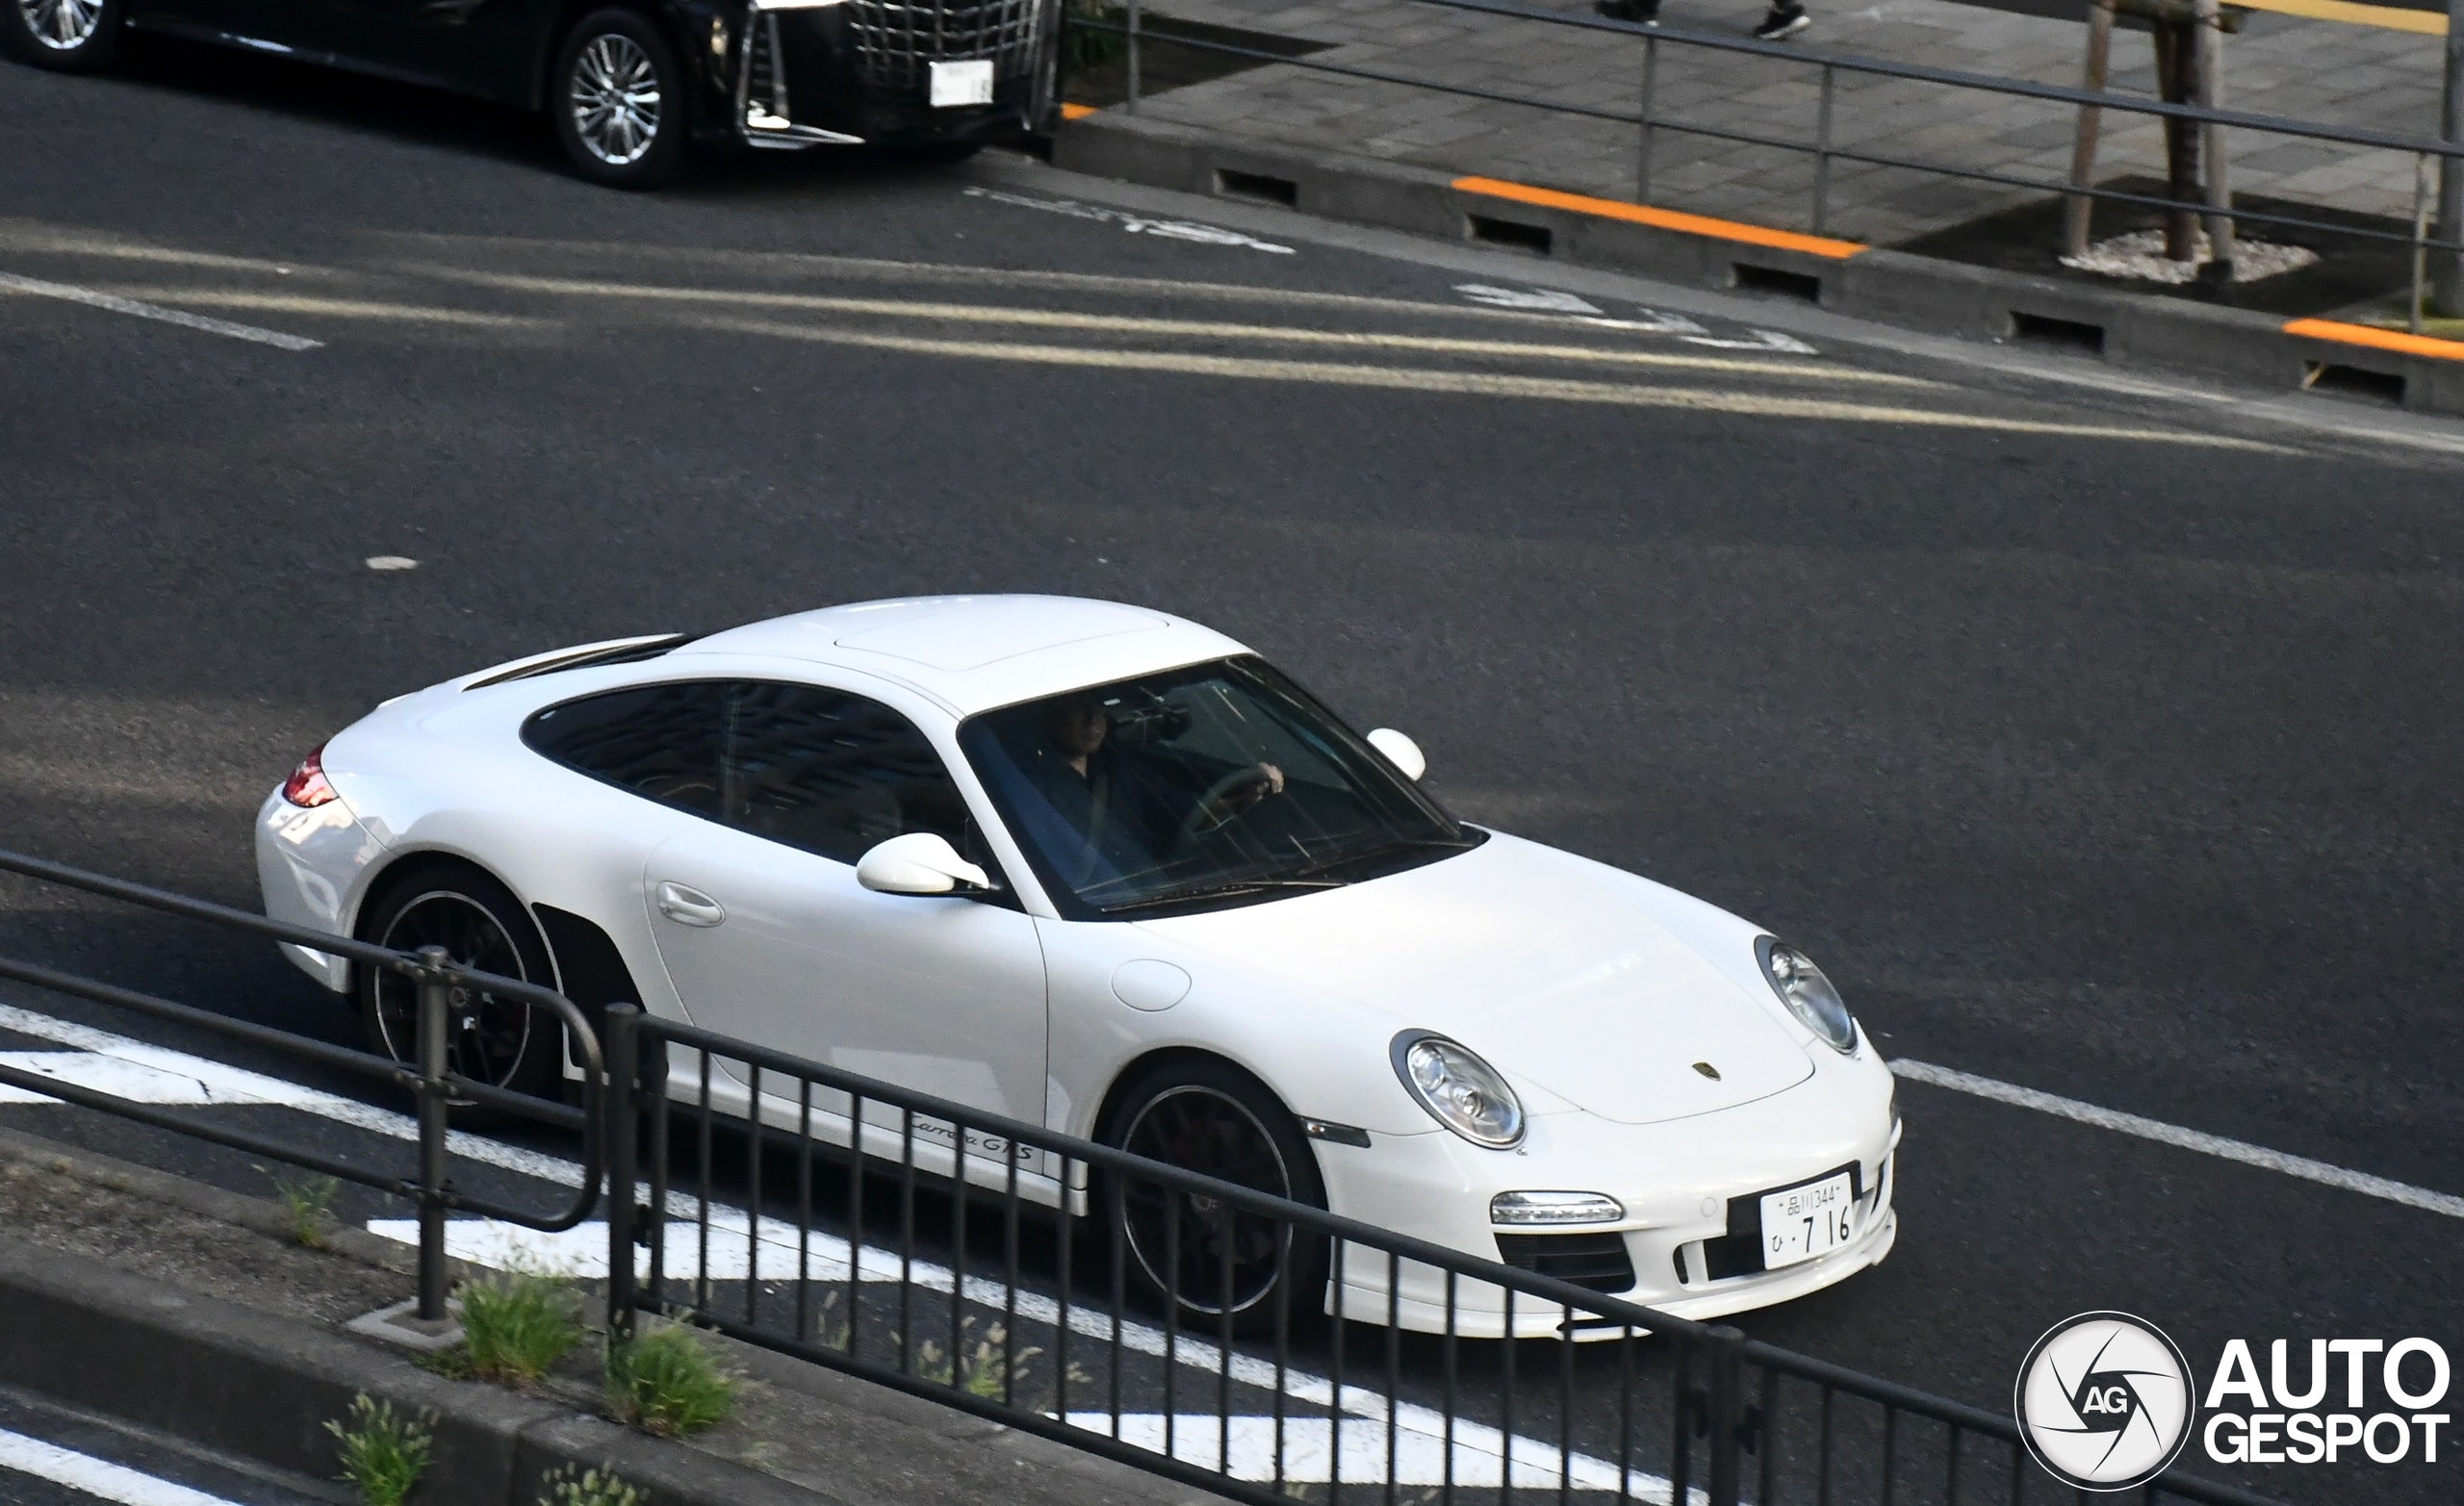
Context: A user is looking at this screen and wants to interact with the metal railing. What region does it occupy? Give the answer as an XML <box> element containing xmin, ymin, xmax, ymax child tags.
<box><xmin>1065</xmin><ymin>0</ymin><xmax>2464</xmax><ymax>329</ymax></box>
<box><xmin>605</xmin><ymin>1009</ymin><xmax>2291</xmax><ymax>1506</ymax></box>
<box><xmin>0</xmin><ymin>851</ymin><xmax>603</xmax><ymax>1324</ymax></box>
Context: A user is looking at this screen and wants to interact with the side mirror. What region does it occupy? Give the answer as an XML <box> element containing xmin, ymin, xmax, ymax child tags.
<box><xmin>1365</xmin><ymin>727</ymin><xmax>1426</xmax><ymax>781</ymax></box>
<box><xmin>856</xmin><ymin>832</ymin><xmax>993</xmax><ymax>896</ymax></box>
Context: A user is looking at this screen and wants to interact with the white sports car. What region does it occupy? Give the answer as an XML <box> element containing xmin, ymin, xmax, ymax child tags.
<box><xmin>258</xmin><ymin>595</ymin><xmax>1898</xmax><ymax>1334</ymax></box>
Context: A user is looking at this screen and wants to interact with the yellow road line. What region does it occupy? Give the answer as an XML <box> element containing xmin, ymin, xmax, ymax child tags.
<box><xmin>1454</xmin><ymin>177</ymin><xmax>1869</xmax><ymax>261</ymax></box>
<box><xmin>712</xmin><ymin>319</ymin><xmax>2283</xmax><ymax>447</ymax></box>
<box><xmin>460</xmin><ymin>274</ymin><xmax>1925</xmax><ymax>382</ymax></box>
<box><xmin>2284</xmin><ymin>317</ymin><xmax>2464</xmax><ymax>361</ymax></box>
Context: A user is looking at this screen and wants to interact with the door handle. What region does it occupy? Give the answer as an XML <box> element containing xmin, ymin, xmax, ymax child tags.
<box><xmin>655</xmin><ymin>882</ymin><xmax>727</xmax><ymax>928</ymax></box>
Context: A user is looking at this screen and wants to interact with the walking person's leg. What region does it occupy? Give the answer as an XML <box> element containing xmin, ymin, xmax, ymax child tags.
<box><xmin>1752</xmin><ymin>0</ymin><xmax>1808</xmax><ymax>37</ymax></box>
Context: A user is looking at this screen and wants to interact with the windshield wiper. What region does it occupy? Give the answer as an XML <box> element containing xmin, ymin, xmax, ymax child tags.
<box><xmin>1097</xmin><ymin>876</ymin><xmax>1345</xmax><ymax>914</ymax></box>
<box><xmin>1293</xmin><ymin>831</ymin><xmax>1481</xmax><ymax>879</ymax></box>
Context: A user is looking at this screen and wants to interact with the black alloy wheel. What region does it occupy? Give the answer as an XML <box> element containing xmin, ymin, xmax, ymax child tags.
<box><xmin>1107</xmin><ymin>1060</ymin><xmax>1328</xmax><ymax>1334</ymax></box>
<box><xmin>358</xmin><ymin>864</ymin><xmax>559</xmax><ymax>1101</ymax></box>
<box><xmin>0</xmin><ymin>0</ymin><xmax>122</xmax><ymax>70</ymax></box>
<box><xmin>550</xmin><ymin>8</ymin><xmax>685</xmax><ymax>189</ymax></box>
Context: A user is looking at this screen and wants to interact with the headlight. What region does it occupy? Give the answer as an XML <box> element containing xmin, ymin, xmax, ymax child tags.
<box><xmin>1490</xmin><ymin>1190</ymin><xmax>1624</xmax><ymax>1225</ymax></box>
<box><xmin>1757</xmin><ymin>937</ymin><xmax>1857</xmax><ymax>1054</ymax></box>
<box><xmin>1390</xmin><ymin>1032</ymin><xmax>1525</xmax><ymax>1148</ymax></box>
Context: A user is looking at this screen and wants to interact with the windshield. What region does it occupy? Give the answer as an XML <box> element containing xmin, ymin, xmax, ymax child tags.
<box><xmin>959</xmin><ymin>657</ymin><xmax>1480</xmax><ymax>919</ymax></box>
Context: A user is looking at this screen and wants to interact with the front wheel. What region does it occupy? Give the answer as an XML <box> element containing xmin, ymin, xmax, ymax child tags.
<box><xmin>1102</xmin><ymin>1060</ymin><xmax>1329</xmax><ymax>1336</ymax></box>
<box><xmin>1</xmin><ymin>0</ymin><xmax>122</xmax><ymax>71</ymax></box>
<box><xmin>550</xmin><ymin>9</ymin><xmax>684</xmax><ymax>189</ymax></box>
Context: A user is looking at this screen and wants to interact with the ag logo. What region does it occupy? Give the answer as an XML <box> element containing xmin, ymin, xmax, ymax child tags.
<box><xmin>2015</xmin><ymin>1313</ymin><xmax>2195</xmax><ymax>1491</ymax></box>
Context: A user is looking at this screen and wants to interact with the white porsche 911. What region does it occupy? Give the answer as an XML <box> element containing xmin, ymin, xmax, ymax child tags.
<box><xmin>258</xmin><ymin>595</ymin><xmax>1898</xmax><ymax>1334</ymax></box>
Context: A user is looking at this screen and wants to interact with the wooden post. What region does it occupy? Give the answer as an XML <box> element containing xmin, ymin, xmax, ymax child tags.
<box><xmin>2194</xmin><ymin>0</ymin><xmax>2236</xmax><ymax>278</ymax></box>
<box><xmin>2064</xmin><ymin>0</ymin><xmax>2118</xmax><ymax>256</ymax></box>
<box><xmin>2154</xmin><ymin>18</ymin><xmax>2201</xmax><ymax>262</ymax></box>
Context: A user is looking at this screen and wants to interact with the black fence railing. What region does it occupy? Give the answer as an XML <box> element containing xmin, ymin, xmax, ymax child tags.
<box><xmin>0</xmin><ymin>850</ymin><xmax>603</xmax><ymax>1324</ymax></box>
<box><xmin>0</xmin><ymin>850</ymin><xmax>2296</xmax><ymax>1505</ymax></box>
<box><xmin>604</xmin><ymin>1008</ymin><xmax>2290</xmax><ymax>1506</ymax></box>
<box><xmin>1062</xmin><ymin>0</ymin><xmax>2464</xmax><ymax>328</ymax></box>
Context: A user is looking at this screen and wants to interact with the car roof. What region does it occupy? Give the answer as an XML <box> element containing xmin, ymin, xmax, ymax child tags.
<box><xmin>666</xmin><ymin>596</ymin><xmax>1252</xmax><ymax>716</ymax></box>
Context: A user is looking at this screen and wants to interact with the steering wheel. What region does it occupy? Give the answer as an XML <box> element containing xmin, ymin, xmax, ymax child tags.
<box><xmin>1176</xmin><ymin>766</ymin><xmax>1277</xmax><ymax>848</ymax></box>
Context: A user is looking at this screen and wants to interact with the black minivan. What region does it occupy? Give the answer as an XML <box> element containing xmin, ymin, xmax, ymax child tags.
<box><xmin>2</xmin><ymin>0</ymin><xmax>1061</xmax><ymax>185</ymax></box>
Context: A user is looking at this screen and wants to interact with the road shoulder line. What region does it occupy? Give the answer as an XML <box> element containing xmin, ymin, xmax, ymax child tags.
<box><xmin>1891</xmin><ymin>1058</ymin><xmax>2464</xmax><ymax>1219</ymax></box>
<box><xmin>0</xmin><ymin>271</ymin><xmax>321</xmax><ymax>351</ymax></box>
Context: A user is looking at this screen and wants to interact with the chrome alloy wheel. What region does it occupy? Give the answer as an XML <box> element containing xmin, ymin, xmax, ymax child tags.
<box><xmin>566</xmin><ymin>33</ymin><xmax>660</xmax><ymax>166</ymax></box>
<box><xmin>1118</xmin><ymin>1085</ymin><xmax>1297</xmax><ymax>1316</ymax></box>
<box><xmin>21</xmin><ymin>0</ymin><xmax>104</xmax><ymax>48</ymax></box>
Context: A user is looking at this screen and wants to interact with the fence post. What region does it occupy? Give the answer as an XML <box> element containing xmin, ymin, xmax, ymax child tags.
<box><xmin>1637</xmin><ymin>32</ymin><xmax>1657</xmax><ymax>203</ymax></box>
<box><xmin>2437</xmin><ymin>0</ymin><xmax>2464</xmax><ymax>315</ymax></box>
<box><xmin>1812</xmin><ymin>63</ymin><xmax>1835</xmax><ymax>235</ymax></box>
<box><xmin>1126</xmin><ymin>0</ymin><xmax>1142</xmax><ymax>114</ymax></box>
<box><xmin>2414</xmin><ymin>152</ymin><xmax>2433</xmax><ymax>333</ymax></box>
<box><xmin>604</xmin><ymin>1003</ymin><xmax>639</xmax><ymax>1342</ymax></box>
<box><xmin>1707</xmin><ymin>1325</ymin><xmax>1745</xmax><ymax>1506</ymax></box>
<box><xmin>414</xmin><ymin>945</ymin><xmax>452</xmax><ymax>1325</ymax></box>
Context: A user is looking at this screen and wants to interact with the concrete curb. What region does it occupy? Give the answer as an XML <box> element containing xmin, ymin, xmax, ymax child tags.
<box><xmin>1050</xmin><ymin>110</ymin><xmax>2464</xmax><ymax>418</ymax></box>
<box><xmin>0</xmin><ymin>1235</ymin><xmax>834</xmax><ymax>1506</ymax></box>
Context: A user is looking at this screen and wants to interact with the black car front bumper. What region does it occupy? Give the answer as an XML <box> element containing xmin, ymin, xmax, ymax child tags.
<box><xmin>725</xmin><ymin>0</ymin><xmax>1058</xmax><ymax>148</ymax></box>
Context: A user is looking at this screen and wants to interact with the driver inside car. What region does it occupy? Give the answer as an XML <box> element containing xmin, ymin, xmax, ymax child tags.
<box><xmin>1030</xmin><ymin>696</ymin><xmax>1286</xmax><ymax>871</ymax></box>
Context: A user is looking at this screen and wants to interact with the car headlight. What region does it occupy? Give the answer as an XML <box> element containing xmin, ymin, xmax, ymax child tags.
<box><xmin>1390</xmin><ymin>1032</ymin><xmax>1525</xmax><ymax>1148</ymax></box>
<box><xmin>1757</xmin><ymin>937</ymin><xmax>1858</xmax><ymax>1055</ymax></box>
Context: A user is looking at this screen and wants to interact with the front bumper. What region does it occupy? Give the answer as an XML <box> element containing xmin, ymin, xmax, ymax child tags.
<box><xmin>730</xmin><ymin>0</ymin><xmax>1059</xmax><ymax>149</ymax></box>
<box><xmin>1316</xmin><ymin>1048</ymin><xmax>1901</xmax><ymax>1337</ymax></box>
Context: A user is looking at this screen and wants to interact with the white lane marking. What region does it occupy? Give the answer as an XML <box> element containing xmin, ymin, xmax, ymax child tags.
<box><xmin>0</xmin><ymin>272</ymin><xmax>321</xmax><ymax>351</ymax></box>
<box><xmin>0</xmin><ymin>1003</ymin><xmax>592</xmax><ymax>1191</ymax></box>
<box><xmin>1064</xmin><ymin>1415</ymin><xmax>1667</xmax><ymax>1490</ymax></box>
<box><xmin>360</xmin><ymin>1215</ymin><xmax>1681</xmax><ymax>1498</ymax></box>
<box><xmin>364</xmin><ymin>555</ymin><xmax>419</xmax><ymax>571</ymax></box>
<box><xmin>448</xmin><ymin>275</ymin><xmax>1890</xmax><ymax>382</ymax></box>
<box><xmin>1891</xmin><ymin>1059</ymin><xmax>2464</xmax><ymax>1220</ymax></box>
<box><xmin>961</xmin><ymin>188</ymin><xmax>1296</xmax><ymax>254</ymax></box>
<box><xmin>0</xmin><ymin>1427</ymin><xmax>244</xmax><ymax>1506</ymax></box>
<box><xmin>1455</xmin><ymin>284</ymin><xmax>1604</xmax><ymax>314</ymax></box>
<box><xmin>0</xmin><ymin>1053</ymin><xmax>223</xmax><ymax>1106</ymax></box>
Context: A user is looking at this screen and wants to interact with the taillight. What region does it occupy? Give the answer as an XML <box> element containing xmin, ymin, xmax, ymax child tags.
<box><xmin>281</xmin><ymin>745</ymin><xmax>340</xmax><ymax>808</ymax></box>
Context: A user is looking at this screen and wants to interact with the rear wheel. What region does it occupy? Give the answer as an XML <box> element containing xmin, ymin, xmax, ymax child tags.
<box><xmin>1102</xmin><ymin>1059</ymin><xmax>1329</xmax><ymax>1335</ymax></box>
<box><xmin>1</xmin><ymin>0</ymin><xmax>122</xmax><ymax>70</ymax></box>
<box><xmin>357</xmin><ymin>862</ymin><xmax>560</xmax><ymax>1100</ymax></box>
<box><xmin>550</xmin><ymin>9</ymin><xmax>684</xmax><ymax>189</ymax></box>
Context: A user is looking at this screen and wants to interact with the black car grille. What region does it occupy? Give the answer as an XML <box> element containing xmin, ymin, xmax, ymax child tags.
<box><xmin>845</xmin><ymin>0</ymin><xmax>1048</xmax><ymax>92</ymax></box>
<box><xmin>1495</xmin><ymin>1232</ymin><xmax>1637</xmax><ymax>1294</ymax></box>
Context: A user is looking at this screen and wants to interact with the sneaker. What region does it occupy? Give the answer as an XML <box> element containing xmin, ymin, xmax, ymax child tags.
<box><xmin>1752</xmin><ymin>6</ymin><xmax>1809</xmax><ymax>37</ymax></box>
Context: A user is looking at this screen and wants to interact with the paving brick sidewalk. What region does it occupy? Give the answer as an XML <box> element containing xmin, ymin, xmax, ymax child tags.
<box><xmin>1103</xmin><ymin>0</ymin><xmax>2452</xmax><ymax>249</ymax></box>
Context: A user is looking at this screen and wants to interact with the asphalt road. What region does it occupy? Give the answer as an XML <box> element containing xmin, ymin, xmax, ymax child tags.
<box><xmin>3</xmin><ymin>31</ymin><xmax>2462</xmax><ymax>1506</ymax></box>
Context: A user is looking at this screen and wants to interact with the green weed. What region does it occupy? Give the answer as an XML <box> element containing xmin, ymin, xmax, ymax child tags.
<box><xmin>459</xmin><ymin>1271</ymin><xmax>586</xmax><ymax>1388</ymax></box>
<box><xmin>266</xmin><ymin>1169</ymin><xmax>340</xmax><ymax>1250</ymax></box>
<box><xmin>605</xmin><ymin>1321</ymin><xmax>738</xmax><ymax>1438</ymax></box>
<box><xmin>324</xmin><ymin>1393</ymin><xmax>433</xmax><ymax>1506</ymax></box>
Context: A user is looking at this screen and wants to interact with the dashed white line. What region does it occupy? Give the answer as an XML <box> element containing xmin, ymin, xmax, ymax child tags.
<box><xmin>0</xmin><ymin>1427</ymin><xmax>244</xmax><ymax>1506</ymax></box>
<box><xmin>1891</xmin><ymin>1058</ymin><xmax>2464</xmax><ymax>1220</ymax></box>
<box><xmin>0</xmin><ymin>271</ymin><xmax>321</xmax><ymax>351</ymax></box>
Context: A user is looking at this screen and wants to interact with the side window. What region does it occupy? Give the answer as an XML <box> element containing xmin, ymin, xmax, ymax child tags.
<box><xmin>719</xmin><ymin>683</ymin><xmax>972</xmax><ymax>865</ymax></box>
<box><xmin>522</xmin><ymin>681</ymin><xmax>728</xmax><ymax>815</ymax></box>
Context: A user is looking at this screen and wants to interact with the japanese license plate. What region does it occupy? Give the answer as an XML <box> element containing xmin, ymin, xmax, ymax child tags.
<box><xmin>930</xmin><ymin>59</ymin><xmax>994</xmax><ymax>108</ymax></box>
<box><xmin>1758</xmin><ymin>1170</ymin><xmax>1857</xmax><ymax>1270</ymax></box>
